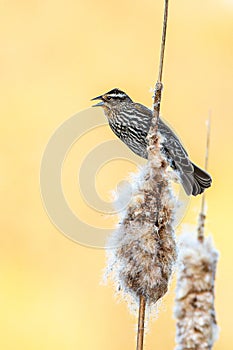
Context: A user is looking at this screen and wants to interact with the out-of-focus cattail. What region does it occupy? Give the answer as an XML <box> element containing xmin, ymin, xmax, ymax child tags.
<box><xmin>174</xmin><ymin>118</ymin><xmax>219</xmax><ymax>350</ymax></box>
<box><xmin>174</xmin><ymin>231</ymin><xmax>219</xmax><ymax>350</ymax></box>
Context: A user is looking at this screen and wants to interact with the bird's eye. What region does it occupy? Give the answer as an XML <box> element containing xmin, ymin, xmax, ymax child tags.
<box><xmin>106</xmin><ymin>96</ymin><xmax>112</xmax><ymax>100</ymax></box>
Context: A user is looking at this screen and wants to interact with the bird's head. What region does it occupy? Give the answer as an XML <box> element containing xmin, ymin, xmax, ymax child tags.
<box><xmin>91</xmin><ymin>88</ymin><xmax>133</xmax><ymax>109</ymax></box>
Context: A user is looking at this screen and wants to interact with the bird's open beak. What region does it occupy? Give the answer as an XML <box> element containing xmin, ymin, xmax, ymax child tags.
<box><xmin>91</xmin><ymin>95</ymin><xmax>104</xmax><ymax>107</ymax></box>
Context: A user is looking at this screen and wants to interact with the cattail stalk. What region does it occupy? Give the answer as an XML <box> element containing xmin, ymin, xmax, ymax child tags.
<box><xmin>136</xmin><ymin>295</ymin><xmax>146</xmax><ymax>350</ymax></box>
<box><xmin>137</xmin><ymin>1</ymin><xmax>170</xmax><ymax>348</ymax></box>
<box><xmin>175</xmin><ymin>118</ymin><xmax>219</xmax><ymax>350</ymax></box>
<box><xmin>198</xmin><ymin>117</ymin><xmax>211</xmax><ymax>242</ymax></box>
<box><xmin>105</xmin><ymin>1</ymin><xmax>177</xmax><ymax>350</ymax></box>
<box><xmin>152</xmin><ymin>0</ymin><xmax>169</xmax><ymax>135</ymax></box>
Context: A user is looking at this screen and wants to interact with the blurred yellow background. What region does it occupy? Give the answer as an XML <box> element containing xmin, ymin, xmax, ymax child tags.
<box><xmin>1</xmin><ymin>0</ymin><xmax>233</xmax><ymax>349</ymax></box>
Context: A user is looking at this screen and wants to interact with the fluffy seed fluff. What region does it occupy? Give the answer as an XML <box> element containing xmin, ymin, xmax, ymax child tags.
<box><xmin>174</xmin><ymin>230</ymin><xmax>219</xmax><ymax>350</ymax></box>
<box><xmin>105</xmin><ymin>129</ymin><xmax>177</xmax><ymax>310</ymax></box>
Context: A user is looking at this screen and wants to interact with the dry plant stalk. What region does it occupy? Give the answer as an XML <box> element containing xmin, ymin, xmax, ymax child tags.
<box><xmin>105</xmin><ymin>1</ymin><xmax>177</xmax><ymax>349</ymax></box>
<box><xmin>175</xmin><ymin>119</ymin><xmax>219</xmax><ymax>350</ymax></box>
<box><xmin>105</xmin><ymin>112</ymin><xmax>177</xmax><ymax>347</ymax></box>
<box><xmin>137</xmin><ymin>296</ymin><xmax>146</xmax><ymax>350</ymax></box>
<box><xmin>198</xmin><ymin>118</ymin><xmax>211</xmax><ymax>243</ymax></box>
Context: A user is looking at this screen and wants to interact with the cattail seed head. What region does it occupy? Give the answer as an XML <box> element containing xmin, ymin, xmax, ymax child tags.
<box><xmin>105</xmin><ymin>134</ymin><xmax>177</xmax><ymax>309</ymax></box>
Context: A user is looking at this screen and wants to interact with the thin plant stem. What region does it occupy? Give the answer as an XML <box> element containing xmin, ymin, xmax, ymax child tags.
<box><xmin>136</xmin><ymin>1</ymin><xmax>170</xmax><ymax>349</ymax></box>
<box><xmin>197</xmin><ymin>115</ymin><xmax>211</xmax><ymax>242</ymax></box>
<box><xmin>152</xmin><ymin>0</ymin><xmax>169</xmax><ymax>135</ymax></box>
<box><xmin>158</xmin><ymin>0</ymin><xmax>169</xmax><ymax>83</ymax></box>
<box><xmin>136</xmin><ymin>296</ymin><xmax>146</xmax><ymax>350</ymax></box>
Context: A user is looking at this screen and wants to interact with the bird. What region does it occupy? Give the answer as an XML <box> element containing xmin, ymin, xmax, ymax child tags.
<box><xmin>91</xmin><ymin>88</ymin><xmax>212</xmax><ymax>196</ymax></box>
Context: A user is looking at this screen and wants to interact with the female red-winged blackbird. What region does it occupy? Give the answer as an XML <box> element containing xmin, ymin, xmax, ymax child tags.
<box><xmin>92</xmin><ymin>88</ymin><xmax>212</xmax><ymax>196</ymax></box>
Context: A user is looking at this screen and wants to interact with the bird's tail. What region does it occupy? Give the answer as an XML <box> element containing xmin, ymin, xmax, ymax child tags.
<box><xmin>180</xmin><ymin>163</ymin><xmax>212</xmax><ymax>196</ymax></box>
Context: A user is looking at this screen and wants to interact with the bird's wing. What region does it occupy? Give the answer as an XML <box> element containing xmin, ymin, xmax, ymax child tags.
<box><xmin>158</xmin><ymin>119</ymin><xmax>194</xmax><ymax>174</ymax></box>
<box><xmin>133</xmin><ymin>103</ymin><xmax>194</xmax><ymax>173</ymax></box>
